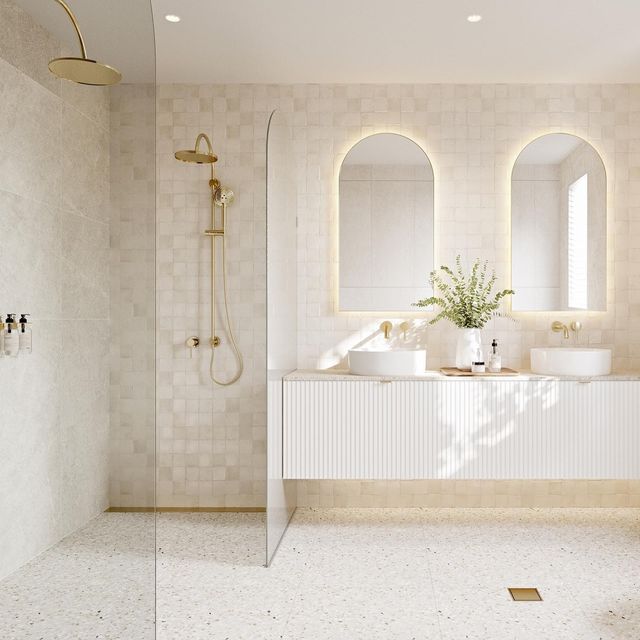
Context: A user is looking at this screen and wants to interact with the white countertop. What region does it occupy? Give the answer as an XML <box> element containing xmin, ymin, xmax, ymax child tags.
<box><xmin>284</xmin><ymin>368</ymin><xmax>640</xmax><ymax>382</ymax></box>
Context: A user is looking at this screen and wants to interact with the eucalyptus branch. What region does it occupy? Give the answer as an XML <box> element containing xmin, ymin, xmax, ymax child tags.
<box><xmin>414</xmin><ymin>256</ymin><xmax>515</xmax><ymax>329</ymax></box>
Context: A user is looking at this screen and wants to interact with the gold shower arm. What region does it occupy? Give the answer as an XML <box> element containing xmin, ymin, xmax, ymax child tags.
<box><xmin>195</xmin><ymin>133</ymin><xmax>214</xmax><ymax>157</ymax></box>
<box><xmin>53</xmin><ymin>0</ymin><xmax>88</xmax><ymax>59</ymax></box>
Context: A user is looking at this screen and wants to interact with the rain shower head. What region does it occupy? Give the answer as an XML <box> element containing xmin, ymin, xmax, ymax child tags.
<box><xmin>175</xmin><ymin>133</ymin><xmax>218</xmax><ymax>164</ymax></box>
<box><xmin>48</xmin><ymin>0</ymin><xmax>122</xmax><ymax>86</ymax></box>
<box><xmin>49</xmin><ymin>57</ymin><xmax>121</xmax><ymax>86</ymax></box>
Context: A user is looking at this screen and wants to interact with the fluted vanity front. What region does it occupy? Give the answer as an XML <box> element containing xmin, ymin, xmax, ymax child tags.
<box><xmin>283</xmin><ymin>371</ymin><xmax>639</xmax><ymax>480</ymax></box>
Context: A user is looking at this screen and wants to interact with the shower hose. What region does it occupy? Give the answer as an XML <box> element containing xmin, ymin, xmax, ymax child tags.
<box><xmin>209</xmin><ymin>202</ymin><xmax>244</xmax><ymax>386</ymax></box>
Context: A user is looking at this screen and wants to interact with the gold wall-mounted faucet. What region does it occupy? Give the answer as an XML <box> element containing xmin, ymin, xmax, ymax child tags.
<box><xmin>399</xmin><ymin>321</ymin><xmax>410</xmax><ymax>340</ymax></box>
<box><xmin>379</xmin><ymin>321</ymin><xmax>393</xmax><ymax>340</ymax></box>
<box><xmin>551</xmin><ymin>321</ymin><xmax>569</xmax><ymax>339</ymax></box>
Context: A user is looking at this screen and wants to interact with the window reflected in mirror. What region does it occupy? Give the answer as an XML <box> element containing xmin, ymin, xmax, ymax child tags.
<box><xmin>511</xmin><ymin>133</ymin><xmax>606</xmax><ymax>311</ymax></box>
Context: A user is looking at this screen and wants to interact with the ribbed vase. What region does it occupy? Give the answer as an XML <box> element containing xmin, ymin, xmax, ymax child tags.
<box><xmin>455</xmin><ymin>328</ymin><xmax>482</xmax><ymax>370</ymax></box>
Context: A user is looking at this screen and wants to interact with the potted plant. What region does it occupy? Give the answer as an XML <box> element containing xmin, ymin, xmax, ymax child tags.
<box><xmin>414</xmin><ymin>256</ymin><xmax>515</xmax><ymax>370</ymax></box>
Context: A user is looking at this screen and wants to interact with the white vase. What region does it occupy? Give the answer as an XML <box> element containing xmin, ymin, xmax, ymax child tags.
<box><xmin>455</xmin><ymin>328</ymin><xmax>482</xmax><ymax>370</ymax></box>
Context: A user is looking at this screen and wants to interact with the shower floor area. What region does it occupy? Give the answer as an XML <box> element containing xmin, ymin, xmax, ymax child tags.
<box><xmin>1</xmin><ymin>508</ymin><xmax>639</xmax><ymax>640</ymax></box>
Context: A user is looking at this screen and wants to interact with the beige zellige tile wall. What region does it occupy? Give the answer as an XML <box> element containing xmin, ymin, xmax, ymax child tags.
<box><xmin>155</xmin><ymin>84</ymin><xmax>276</xmax><ymax>508</ymax></box>
<box><xmin>294</xmin><ymin>83</ymin><xmax>637</xmax><ymax>371</ymax></box>
<box><xmin>294</xmin><ymin>83</ymin><xmax>638</xmax><ymax>508</ymax></box>
<box><xmin>153</xmin><ymin>83</ymin><xmax>639</xmax><ymax>508</ymax></box>
<box><xmin>109</xmin><ymin>84</ymin><xmax>156</xmax><ymax>508</ymax></box>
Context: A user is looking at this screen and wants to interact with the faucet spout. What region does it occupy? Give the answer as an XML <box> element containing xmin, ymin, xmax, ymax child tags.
<box><xmin>551</xmin><ymin>321</ymin><xmax>569</xmax><ymax>339</ymax></box>
<box><xmin>379</xmin><ymin>321</ymin><xmax>392</xmax><ymax>340</ymax></box>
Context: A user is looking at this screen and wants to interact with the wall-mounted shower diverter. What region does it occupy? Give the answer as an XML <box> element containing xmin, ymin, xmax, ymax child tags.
<box><xmin>186</xmin><ymin>336</ymin><xmax>200</xmax><ymax>358</ymax></box>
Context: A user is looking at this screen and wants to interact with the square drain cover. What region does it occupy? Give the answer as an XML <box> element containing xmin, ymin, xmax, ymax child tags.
<box><xmin>508</xmin><ymin>588</ymin><xmax>542</xmax><ymax>601</ymax></box>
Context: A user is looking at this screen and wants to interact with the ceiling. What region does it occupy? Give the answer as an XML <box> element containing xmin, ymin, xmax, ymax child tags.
<box><xmin>152</xmin><ymin>0</ymin><xmax>640</xmax><ymax>84</ymax></box>
<box><xmin>13</xmin><ymin>0</ymin><xmax>640</xmax><ymax>84</ymax></box>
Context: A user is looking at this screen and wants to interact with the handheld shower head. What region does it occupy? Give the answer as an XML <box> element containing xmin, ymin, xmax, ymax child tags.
<box><xmin>214</xmin><ymin>188</ymin><xmax>235</xmax><ymax>206</ymax></box>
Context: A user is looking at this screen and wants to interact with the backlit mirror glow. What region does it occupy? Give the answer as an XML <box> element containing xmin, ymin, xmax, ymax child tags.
<box><xmin>511</xmin><ymin>133</ymin><xmax>606</xmax><ymax>311</ymax></box>
<box><xmin>338</xmin><ymin>133</ymin><xmax>434</xmax><ymax>312</ymax></box>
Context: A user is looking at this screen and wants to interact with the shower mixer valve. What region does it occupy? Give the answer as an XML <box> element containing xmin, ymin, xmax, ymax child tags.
<box><xmin>186</xmin><ymin>336</ymin><xmax>200</xmax><ymax>358</ymax></box>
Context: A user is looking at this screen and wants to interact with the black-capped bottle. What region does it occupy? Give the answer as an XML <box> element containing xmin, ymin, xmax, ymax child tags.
<box><xmin>3</xmin><ymin>314</ymin><xmax>19</xmax><ymax>357</ymax></box>
<box><xmin>18</xmin><ymin>314</ymin><xmax>32</xmax><ymax>355</ymax></box>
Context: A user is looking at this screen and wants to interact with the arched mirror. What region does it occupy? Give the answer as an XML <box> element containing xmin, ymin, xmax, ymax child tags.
<box><xmin>339</xmin><ymin>133</ymin><xmax>434</xmax><ymax>312</ymax></box>
<box><xmin>511</xmin><ymin>133</ymin><xmax>606</xmax><ymax>311</ymax></box>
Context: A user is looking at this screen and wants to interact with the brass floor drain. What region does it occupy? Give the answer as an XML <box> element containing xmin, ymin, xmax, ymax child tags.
<box><xmin>508</xmin><ymin>588</ymin><xmax>542</xmax><ymax>601</ymax></box>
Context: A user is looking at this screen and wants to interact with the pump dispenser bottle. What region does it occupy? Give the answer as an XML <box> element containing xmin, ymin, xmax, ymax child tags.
<box><xmin>18</xmin><ymin>314</ymin><xmax>32</xmax><ymax>355</ymax></box>
<box><xmin>3</xmin><ymin>314</ymin><xmax>19</xmax><ymax>357</ymax></box>
<box><xmin>488</xmin><ymin>339</ymin><xmax>502</xmax><ymax>373</ymax></box>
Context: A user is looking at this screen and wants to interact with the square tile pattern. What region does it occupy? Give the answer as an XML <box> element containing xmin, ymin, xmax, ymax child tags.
<box><xmin>139</xmin><ymin>82</ymin><xmax>640</xmax><ymax>508</ymax></box>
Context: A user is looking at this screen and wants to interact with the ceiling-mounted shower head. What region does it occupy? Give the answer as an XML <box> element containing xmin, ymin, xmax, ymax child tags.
<box><xmin>48</xmin><ymin>0</ymin><xmax>122</xmax><ymax>86</ymax></box>
<box><xmin>175</xmin><ymin>133</ymin><xmax>218</xmax><ymax>164</ymax></box>
<box><xmin>214</xmin><ymin>188</ymin><xmax>235</xmax><ymax>206</ymax></box>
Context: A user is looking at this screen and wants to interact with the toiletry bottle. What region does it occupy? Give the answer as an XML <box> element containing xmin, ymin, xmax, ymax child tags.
<box><xmin>471</xmin><ymin>345</ymin><xmax>486</xmax><ymax>373</ymax></box>
<box><xmin>3</xmin><ymin>314</ymin><xmax>19</xmax><ymax>357</ymax></box>
<box><xmin>488</xmin><ymin>339</ymin><xmax>502</xmax><ymax>373</ymax></box>
<box><xmin>18</xmin><ymin>314</ymin><xmax>32</xmax><ymax>355</ymax></box>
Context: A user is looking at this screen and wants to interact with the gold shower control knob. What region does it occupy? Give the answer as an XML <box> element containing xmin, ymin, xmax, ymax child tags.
<box><xmin>211</xmin><ymin>336</ymin><xmax>221</xmax><ymax>348</ymax></box>
<box><xmin>186</xmin><ymin>336</ymin><xmax>200</xmax><ymax>359</ymax></box>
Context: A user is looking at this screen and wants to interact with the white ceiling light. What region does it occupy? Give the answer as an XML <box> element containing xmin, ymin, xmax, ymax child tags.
<box><xmin>164</xmin><ymin>14</ymin><xmax>181</xmax><ymax>23</ymax></box>
<box><xmin>467</xmin><ymin>14</ymin><xmax>482</xmax><ymax>23</ymax></box>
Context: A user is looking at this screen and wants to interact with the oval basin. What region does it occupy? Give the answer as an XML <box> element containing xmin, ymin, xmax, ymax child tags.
<box><xmin>530</xmin><ymin>347</ymin><xmax>611</xmax><ymax>377</ymax></box>
<box><xmin>348</xmin><ymin>348</ymin><xmax>427</xmax><ymax>376</ymax></box>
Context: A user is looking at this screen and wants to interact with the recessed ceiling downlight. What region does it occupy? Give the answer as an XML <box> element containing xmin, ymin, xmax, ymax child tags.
<box><xmin>164</xmin><ymin>14</ymin><xmax>181</xmax><ymax>23</ymax></box>
<box><xmin>467</xmin><ymin>14</ymin><xmax>483</xmax><ymax>23</ymax></box>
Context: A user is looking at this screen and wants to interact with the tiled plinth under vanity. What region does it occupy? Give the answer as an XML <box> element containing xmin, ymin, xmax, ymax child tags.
<box><xmin>283</xmin><ymin>371</ymin><xmax>640</xmax><ymax>495</ymax></box>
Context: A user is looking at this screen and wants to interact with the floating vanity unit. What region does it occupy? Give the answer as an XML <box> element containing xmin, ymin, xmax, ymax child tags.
<box><xmin>283</xmin><ymin>370</ymin><xmax>639</xmax><ymax>481</ymax></box>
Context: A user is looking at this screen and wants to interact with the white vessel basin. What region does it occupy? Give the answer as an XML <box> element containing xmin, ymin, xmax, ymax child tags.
<box><xmin>530</xmin><ymin>347</ymin><xmax>612</xmax><ymax>377</ymax></box>
<box><xmin>348</xmin><ymin>348</ymin><xmax>427</xmax><ymax>376</ymax></box>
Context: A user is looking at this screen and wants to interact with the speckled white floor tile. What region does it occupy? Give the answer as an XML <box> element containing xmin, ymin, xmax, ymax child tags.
<box><xmin>3</xmin><ymin>508</ymin><xmax>638</xmax><ymax>640</ymax></box>
<box><xmin>156</xmin><ymin>513</ymin><xmax>290</xmax><ymax>640</ymax></box>
<box><xmin>0</xmin><ymin>513</ymin><xmax>155</xmax><ymax>640</ymax></box>
<box><xmin>423</xmin><ymin>509</ymin><xmax>640</xmax><ymax>640</ymax></box>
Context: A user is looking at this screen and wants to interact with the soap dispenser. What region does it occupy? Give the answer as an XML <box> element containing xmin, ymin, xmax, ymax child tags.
<box><xmin>488</xmin><ymin>338</ymin><xmax>502</xmax><ymax>373</ymax></box>
<box><xmin>3</xmin><ymin>314</ymin><xmax>19</xmax><ymax>357</ymax></box>
<box><xmin>18</xmin><ymin>314</ymin><xmax>32</xmax><ymax>355</ymax></box>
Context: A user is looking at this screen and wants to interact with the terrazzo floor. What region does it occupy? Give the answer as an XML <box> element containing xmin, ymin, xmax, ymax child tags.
<box><xmin>1</xmin><ymin>508</ymin><xmax>639</xmax><ymax>639</ymax></box>
<box><xmin>0</xmin><ymin>513</ymin><xmax>155</xmax><ymax>639</ymax></box>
